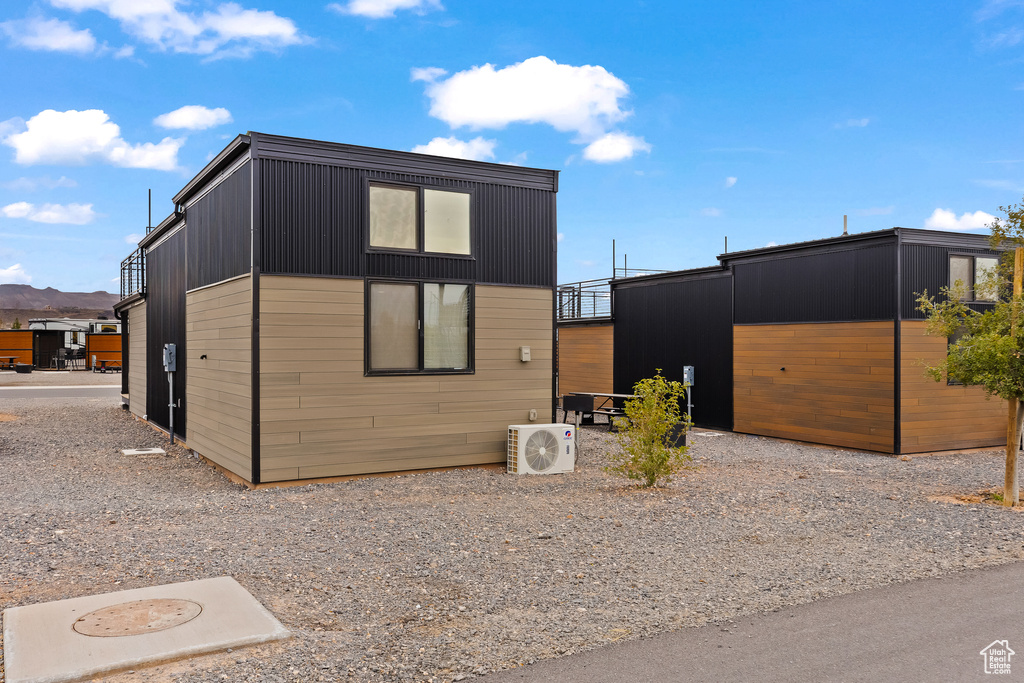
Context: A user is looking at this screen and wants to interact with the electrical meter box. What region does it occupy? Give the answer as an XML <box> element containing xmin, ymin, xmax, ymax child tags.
<box><xmin>683</xmin><ymin>365</ymin><xmax>694</xmax><ymax>386</ymax></box>
<box><xmin>163</xmin><ymin>343</ymin><xmax>177</xmax><ymax>372</ymax></box>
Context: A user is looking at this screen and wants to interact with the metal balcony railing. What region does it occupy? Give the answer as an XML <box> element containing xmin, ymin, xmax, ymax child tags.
<box><xmin>120</xmin><ymin>248</ymin><xmax>146</xmax><ymax>299</ymax></box>
<box><xmin>558</xmin><ymin>279</ymin><xmax>612</xmax><ymax>321</ymax></box>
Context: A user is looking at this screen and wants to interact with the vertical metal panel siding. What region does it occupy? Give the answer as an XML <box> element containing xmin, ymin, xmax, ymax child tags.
<box><xmin>186</xmin><ymin>162</ymin><xmax>252</xmax><ymax>290</ymax></box>
<box><xmin>733</xmin><ymin>244</ymin><xmax>896</xmax><ymax>324</ymax></box>
<box><xmin>146</xmin><ymin>229</ymin><xmax>187</xmax><ymax>433</ymax></box>
<box><xmin>901</xmin><ymin>244</ymin><xmax>999</xmax><ymax>319</ymax></box>
<box><xmin>612</xmin><ymin>274</ymin><xmax>733</xmax><ymax>429</ymax></box>
<box><xmin>258</xmin><ymin>159</ymin><xmax>554</xmax><ymax>287</ymax></box>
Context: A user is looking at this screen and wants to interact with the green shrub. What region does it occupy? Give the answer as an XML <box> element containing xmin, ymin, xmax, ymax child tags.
<box><xmin>605</xmin><ymin>370</ymin><xmax>692</xmax><ymax>487</ymax></box>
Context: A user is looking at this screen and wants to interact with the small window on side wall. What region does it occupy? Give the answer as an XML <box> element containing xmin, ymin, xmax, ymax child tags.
<box><xmin>368</xmin><ymin>183</ymin><xmax>471</xmax><ymax>256</ymax></box>
<box><xmin>367</xmin><ymin>280</ymin><xmax>473</xmax><ymax>375</ymax></box>
<box><xmin>949</xmin><ymin>254</ymin><xmax>999</xmax><ymax>303</ymax></box>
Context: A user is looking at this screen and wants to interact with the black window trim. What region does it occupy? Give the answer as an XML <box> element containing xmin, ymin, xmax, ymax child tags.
<box><xmin>365</xmin><ymin>179</ymin><xmax>476</xmax><ymax>260</ymax></box>
<box><xmin>948</xmin><ymin>252</ymin><xmax>1000</xmax><ymax>304</ymax></box>
<box><xmin>364</xmin><ymin>277</ymin><xmax>475</xmax><ymax>377</ymax></box>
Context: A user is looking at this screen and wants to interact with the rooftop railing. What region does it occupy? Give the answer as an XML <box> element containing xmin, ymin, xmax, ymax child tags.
<box><xmin>120</xmin><ymin>248</ymin><xmax>145</xmax><ymax>299</ymax></box>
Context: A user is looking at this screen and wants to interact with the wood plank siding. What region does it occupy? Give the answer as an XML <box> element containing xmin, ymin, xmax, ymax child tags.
<box><xmin>126</xmin><ymin>301</ymin><xmax>147</xmax><ymax>420</ymax></box>
<box><xmin>259</xmin><ymin>275</ymin><xmax>553</xmax><ymax>482</ymax></box>
<box><xmin>85</xmin><ymin>333</ymin><xmax>121</xmax><ymax>368</ymax></box>
<box><xmin>557</xmin><ymin>323</ymin><xmax>613</xmax><ymax>402</ymax></box>
<box><xmin>900</xmin><ymin>320</ymin><xmax>1005</xmax><ymax>452</ymax></box>
<box><xmin>0</xmin><ymin>330</ymin><xmax>33</xmax><ymax>365</ymax></box>
<box><xmin>733</xmin><ymin>322</ymin><xmax>895</xmax><ymax>453</ymax></box>
<box><xmin>185</xmin><ymin>275</ymin><xmax>252</xmax><ymax>481</ymax></box>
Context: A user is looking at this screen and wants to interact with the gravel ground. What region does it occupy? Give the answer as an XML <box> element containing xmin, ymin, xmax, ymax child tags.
<box><xmin>1</xmin><ymin>394</ymin><xmax>1023</xmax><ymax>683</ymax></box>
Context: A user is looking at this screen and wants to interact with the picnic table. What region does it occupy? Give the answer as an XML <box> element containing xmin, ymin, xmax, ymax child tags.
<box><xmin>560</xmin><ymin>392</ymin><xmax>635</xmax><ymax>432</ymax></box>
<box><xmin>94</xmin><ymin>359</ymin><xmax>122</xmax><ymax>373</ymax></box>
<box><xmin>0</xmin><ymin>356</ymin><xmax>19</xmax><ymax>370</ymax></box>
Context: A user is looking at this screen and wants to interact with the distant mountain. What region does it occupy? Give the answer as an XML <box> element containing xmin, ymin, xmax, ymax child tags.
<box><xmin>0</xmin><ymin>284</ymin><xmax>118</xmax><ymax>311</ymax></box>
<box><xmin>0</xmin><ymin>285</ymin><xmax>118</xmax><ymax>327</ymax></box>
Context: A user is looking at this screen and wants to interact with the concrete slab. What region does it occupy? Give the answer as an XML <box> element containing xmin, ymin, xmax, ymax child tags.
<box><xmin>120</xmin><ymin>448</ymin><xmax>166</xmax><ymax>456</ymax></box>
<box><xmin>3</xmin><ymin>576</ymin><xmax>290</xmax><ymax>683</ymax></box>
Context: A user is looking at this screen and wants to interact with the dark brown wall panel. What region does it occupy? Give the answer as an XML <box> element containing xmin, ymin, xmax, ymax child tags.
<box><xmin>900</xmin><ymin>320</ymin><xmax>1004</xmax><ymax>452</ymax></box>
<box><xmin>557</xmin><ymin>323</ymin><xmax>614</xmax><ymax>399</ymax></box>
<box><xmin>733</xmin><ymin>322</ymin><xmax>894</xmax><ymax>452</ymax></box>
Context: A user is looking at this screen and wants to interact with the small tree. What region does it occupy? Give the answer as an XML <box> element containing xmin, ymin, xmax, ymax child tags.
<box><xmin>917</xmin><ymin>197</ymin><xmax>1024</xmax><ymax>506</ymax></box>
<box><xmin>11</xmin><ymin>318</ymin><xmax>21</xmax><ymax>330</ymax></box>
<box><xmin>605</xmin><ymin>370</ymin><xmax>692</xmax><ymax>487</ymax></box>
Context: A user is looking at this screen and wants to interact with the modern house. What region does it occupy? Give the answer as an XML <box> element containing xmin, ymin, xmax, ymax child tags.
<box><xmin>609</xmin><ymin>228</ymin><xmax>1006</xmax><ymax>454</ymax></box>
<box><xmin>115</xmin><ymin>132</ymin><xmax>559</xmax><ymax>485</ymax></box>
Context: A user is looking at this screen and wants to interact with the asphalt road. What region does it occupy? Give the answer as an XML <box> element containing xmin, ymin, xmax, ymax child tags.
<box><xmin>0</xmin><ymin>385</ymin><xmax>122</xmax><ymax>400</ymax></box>
<box><xmin>486</xmin><ymin>560</ymin><xmax>1024</xmax><ymax>682</ymax></box>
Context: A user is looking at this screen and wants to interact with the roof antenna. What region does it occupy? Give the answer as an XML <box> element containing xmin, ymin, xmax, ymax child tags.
<box><xmin>148</xmin><ymin>189</ymin><xmax>152</xmax><ymax>232</ymax></box>
<box><xmin>843</xmin><ymin>214</ymin><xmax>848</xmax><ymax>236</ymax></box>
<box><xmin>724</xmin><ymin>235</ymin><xmax>728</xmax><ymax>253</ymax></box>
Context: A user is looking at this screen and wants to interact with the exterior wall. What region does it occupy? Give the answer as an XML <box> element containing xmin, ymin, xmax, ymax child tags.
<box><xmin>900</xmin><ymin>320</ymin><xmax>1005</xmax><ymax>452</ymax></box>
<box><xmin>146</xmin><ymin>227</ymin><xmax>187</xmax><ymax>434</ymax></box>
<box><xmin>733</xmin><ymin>322</ymin><xmax>895</xmax><ymax>453</ymax></box>
<box><xmin>557</xmin><ymin>323</ymin><xmax>613</xmax><ymax>402</ymax></box>
<box><xmin>185</xmin><ymin>275</ymin><xmax>253</xmax><ymax>482</ymax></box>
<box><xmin>0</xmin><ymin>330</ymin><xmax>33</xmax><ymax>365</ymax></box>
<box><xmin>85</xmin><ymin>333</ymin><xmax>121</xmax><ymax>368</ymax></box>
<box><xmin>612</xmin><ymin>271</ymin><xmax>734</xmax><ymax>429</ymax></box>
<box><xmin>127</xmin><ymin>301</ymin><xmax>147</xmax><ymax>419</ymax></box>
<box><xmin>258</xmin><ymin>275</ymin><xmax>553</xmax><ymax>482</ymax></box>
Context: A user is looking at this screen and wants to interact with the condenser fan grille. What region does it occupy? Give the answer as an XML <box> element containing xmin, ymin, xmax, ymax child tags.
<box><xmin>524</xmin><ymin>429</ymin><xmax>559</xmax><ymax>472</ymax></box>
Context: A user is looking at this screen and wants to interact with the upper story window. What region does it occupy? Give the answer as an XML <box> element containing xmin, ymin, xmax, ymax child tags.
<box><xmin>369</xmin><ymin>183</ymin><xmax>471</xmax><ymax>256</ymax></box>
<box><xmin>949</xmin><ymin>255</ymin><xmax>999</xmax><ymax>303</ymax></box>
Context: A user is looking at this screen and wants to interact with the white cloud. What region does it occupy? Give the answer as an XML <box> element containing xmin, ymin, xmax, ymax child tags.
<box><xmin>1</xmin><ymin>201</ymin><xmax>97</xmax><ymax>224</ymax></box>
<box><xmin>124</xmin><ymin>232</ymin><xmax>144</xmax><ymax>244</ymax></box>
<box><xmin>0</xmin><ymin>16</ymin><xmax>97</xmax><ymax>53</ymax></box>
<box><xmin>1</xmin><ymin>176</ymin><xmax>77</xmax><ymax>191</ymax></box>
<box><xmin>765</xmin><ymin>241</ymin><xmax>779</xmax><ymax>247</ymax></box>
<box><xmin>700</xmin><ymin>207</ymin><xmax>722</xmax><ymax>217</ymax></box>
<box><xmin>2</xmin><ymin>109</ymin><xmax>183</xmax><ymax>171</ymax></box>
<box><xmin>154</xmin><ymin>105</ymin><xmax>233</xmax><ymax>130</ymax></box>
<box><xmin>557</xmin><ymin>232</ymin><xmax>564</xmax><ymax>243</ymax></box>
<box><xmin>582</xmin><ymin>132</ymin><xmax>651</xmax><ymax>163</ymax></box>
<box><xmin>724</xmin><ymin>176</ymin><xmax>737</xmax><ymax>188</ymax></box>
<box><xmin>835</xmin><ymin>117</ymin><xmax>870</xmax><ymax>129</ymax></box>
<box><xmin>974</xmin><ymin>178</ymin><xmax>1024</xmax><ymax>192</ymax></box>
<box><xmin>0</xmin><ymin>263</ymin><xmax>31</xmax><ymax>284</ymax></box>
<box><xmin>411</xmin><ymin>136</ymin><xmax>496</xmax><ymax>161</ymax></box>
<box><xmin>328</xmin><ymin>0</ymin><xmax>443</xmax><ymax>19</ymax></box>
<box><xmin>49</xmin><ymin>0</ymin><xmax>306</xmax><ymax>59</ymax></box>
<box><xmin>420</xmin><ymin>56</ymin><xmax>633</xmax><ymax>140</ymax></box>
<box><xmin>924</xmin><ymin>208</ymin><xmax>996</xmax><ymax>231</ymax></box>
<box><xmin>410</xmin><ymin>66</ymin><xmax>447</xmax><ymax>83</ymax></box>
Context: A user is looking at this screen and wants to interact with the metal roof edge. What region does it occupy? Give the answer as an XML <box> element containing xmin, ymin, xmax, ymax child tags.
<box><xmin>249</xmin><ymin>131</ymin><xmax>559</xmax><ymax>192</ymax></box>
<box><xmin>717</xmin><ymin>228</ymin><xmax>898</xmax><ymax>263</ymax></box>
<box><xmin>171</xmin><ymin>134</ymin><xmax>251</xmax><ymax>206</ymax></box>
<box><xmin>610</xmin><ymin>265</ymin><xmax>729</xmax><ymax>288</ymax></box>
<box><xmin>113</xmin><ymin>291</ymin><xmax>145</xmax><ymax>313</ymax></box>
<box><xmin>138</xmin><ymin>212</ymin><xmax>183</xmax><ymax>249</ymax></box>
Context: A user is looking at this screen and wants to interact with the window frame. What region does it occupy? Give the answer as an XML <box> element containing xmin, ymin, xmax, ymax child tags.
<box><xmin>364</xmin><ymin>278</ymin><xmax>475</xmax><ymax>376</ymax></box>
<box><xmin>948</xmin><ymin>253</ymin><xmax>1000</xmax><ymax>303</ymax></box>
<box><xmin>365</xmin><ymin>180</ymin><xmax>475</xmax><ymax>258</ymax></box>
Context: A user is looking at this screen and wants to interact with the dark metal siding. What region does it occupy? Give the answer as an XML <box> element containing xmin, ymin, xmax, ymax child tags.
<box><xmin>613</xmin><ymin>273</ymin><xmax>733</xmax><ymax>429</ymax></box>
<box><xmin>146</xmin><ymin>228</ymin><xmax>187</xmax><ymax>434</ymax></box>
<box><xmin>257</xmin><ymin>158</ymin><xmax>555</xmax><ymax>287</ymax></box>
<box><xmin>901</xmin><ymin>244</ymin><xmax>1000</xmax><ymax>319</ymax></box>
<box><xmin>185</xmin><ymin>161</ymin><xmax>251</xmax><ymax>290</ymax></box>
<box><xmin>733</xmin><ymin>244</ymin><xmax>896</xmax><ymax>324</ymax></box>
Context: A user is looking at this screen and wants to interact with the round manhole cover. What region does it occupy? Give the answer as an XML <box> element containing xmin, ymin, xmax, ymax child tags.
<box><xmin>72</xmin><ymin>599</ymin><xmax>202</xmax><ymax>637</ymax></box>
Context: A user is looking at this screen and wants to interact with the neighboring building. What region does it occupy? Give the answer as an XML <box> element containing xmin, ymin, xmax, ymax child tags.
<box><xmin>115</xmin><ymin>132</ymin><xmax>559</xmax><ymax>485</ymax></box>
<box><xmin>612</xmin><ymin>228</ymin><xmax>1006</xmax><ymax>454</ymax></box>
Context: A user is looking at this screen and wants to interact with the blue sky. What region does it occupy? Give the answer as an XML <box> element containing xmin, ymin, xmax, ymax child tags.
<box><xmin>1</xmin><ymin>0</ymin><xmax>1023</xmax><ymax>293</ymax></box>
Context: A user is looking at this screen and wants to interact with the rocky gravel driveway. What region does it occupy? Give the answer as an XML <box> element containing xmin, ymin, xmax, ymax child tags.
<box><xmin>1</xmin><ymin>394</ymin><xmax>1022</xmax><ymax>683</ymax></box>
